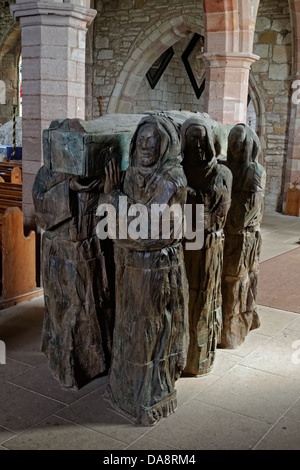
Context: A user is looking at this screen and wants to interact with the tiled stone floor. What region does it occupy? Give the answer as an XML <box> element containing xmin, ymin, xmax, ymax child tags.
<box><xmin>0</xmin><ymin>212</ymin><xmax>300</xmax><ymax>451</ymax></box>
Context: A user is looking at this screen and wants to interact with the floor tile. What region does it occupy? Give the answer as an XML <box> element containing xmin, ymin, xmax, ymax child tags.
<box><xmin>0</xmin><ymin>386</ymin><xmax>66</xmax><ymax>432</ymax></box>
<box><xmin>126</xmin><ymin>436</ymin><xmax>178</xmax><ymax>450</ymax></box>
<box><xmin>56</xmin><ymin>386</ymin><xmax>152</xmax><ymax>445</ymax></box>
<box><xmin>256</xmin><ymin>306</ymin><xmax>299</xmax><ymax>337</ymax></box>
<box><xmin>0</xmin><ymin>380</ymin><xmax>23</xmax><ymax>405</ymax></box>
<box><xmin>175</xmin><ymin>374</ymin><xmax>218</xmax><ymax>408</ymax></box>
<box><xmin>217</xmin><ymin>330</ymin><xmax>269</xmax><ymax>358</ymax></box>
<box><xmin>0</xmin><ymin>425</ymin><xmax>15</xmax><ymax>445</ymax></box>
<box><xmin>3</xmin><ymin>415</ymin><xmax>126</xmax><ymax>450</ymax></box>
<box><xmin>8</xmin><ymin>362</ymin><xmax>109</xmax><ymax>405</ymax></box>
<box><xmin>286</xmin><ymin>316</ymin><xmax>300</xmax><ymax>332</ymax></box>
<box><xmin>286</xmin><ymin>397</ymin><xmax>300</xmax><ymax>422</ymax></box>
<box><xmin>193</xmin><ymin>365</ymin><xmax>300</xmax><ymax>424</ymax></box>
<box><xmin>254</xmin><ymin>417</ymin><xmax>300</xmax><ymax>450</ymax></box>
<box><xmin>241</xmin><ymin>328</ymin><xmax>300</xmax><ymax>381</ymax></box>
<box><xmin>210</xmin><ymin>349</ymin><xmax>242</xmax><ymax>375</ymax></box>
<box><xmin>2</xmin><ymin>327</ymin><xmax>45</xmax><ymax>367</ymax></box>
<box><xmin>147</xmin><ymin>400</ymin><xmax>271</xmax><ymax>450</ymax></box>
<box><xmin>0</xmin><ymin>358</ymin><xmax>34</xmax><ymax>382</ymax></box>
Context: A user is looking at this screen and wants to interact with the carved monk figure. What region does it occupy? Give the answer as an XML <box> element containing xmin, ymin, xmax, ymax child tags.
<box><xmin>98</xmin><ymin>114</ymin><xmax>189</xmax><ymax>426</ymax></box>
<box><xmin>181</xmin><ymin>117</ymin><xmax>232</xmax><ymax>376</ymax></box>
<box><xmin>32</xmin><ymin>167</ymin><xmax>115</xmax><ymax>389</ymax></box>
<box><xmin>220</xmin><ymin>123</ymin><xmax>266</xmax><ymax>349</ymax></box>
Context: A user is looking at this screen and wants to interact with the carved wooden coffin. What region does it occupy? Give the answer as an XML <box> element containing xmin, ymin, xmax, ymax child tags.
<box><xmin>42</xmin><ymin>115</ymin><xmax>147</xmax><ymax>176</ymax></box>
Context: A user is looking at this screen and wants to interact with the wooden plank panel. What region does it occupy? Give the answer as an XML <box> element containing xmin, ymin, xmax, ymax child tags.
<box><xmin>2</xmin><ymin>207</ymin><xmax>36</xmax><ymax>300</ymax></box>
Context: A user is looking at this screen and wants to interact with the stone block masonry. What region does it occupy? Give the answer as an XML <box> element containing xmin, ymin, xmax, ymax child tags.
<box><xmin>10</xmin><ymin>0</ymin><xmax>97</xmax><ymax>229</ymax></box>
<box><xmin>92</xmin><ymin>0</ymin><xmax>204</xmax><ymax>116</ymax></box>
<box><xmin>251</xmin><ymin>0</ymin><xmax>292</xmax><ymax>212</ymax></box>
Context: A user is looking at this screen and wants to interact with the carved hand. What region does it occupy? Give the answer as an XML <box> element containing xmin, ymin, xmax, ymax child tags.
<box><xmin>104</xmin><ymin>158</ymin><xmax>120</xmax><ymax>194</ymax></box>
<box><xmin>70</xmin><ymin>176</ymin><xmax>99</xmax><ymax>192</ymax></box>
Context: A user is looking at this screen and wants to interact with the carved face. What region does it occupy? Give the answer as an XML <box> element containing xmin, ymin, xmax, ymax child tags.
<box><xmin>228</xmin><ymin>125</ymin><xmax>246</xmax><ymax>161</ymax></box>
<box><xmin>184</xmin><ymin>125</ymin><xmax>209</xmax><ymax>167</ymax></box>
<box><xmin>135</xmin><ymin>124</ymin><xmax>161</xmax><ymax>168</ymax></box>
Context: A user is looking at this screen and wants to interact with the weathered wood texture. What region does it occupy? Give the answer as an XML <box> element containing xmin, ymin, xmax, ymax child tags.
<box><xmin>181</xmin><ymin>117</ymin><xmax>232</xmax><ymax>376</ymax></box>
<box><xmin>0</xmin><ymin>163</ymin><xmax>22</xmax><ymax>250</ymax></box>
<box><xmin>43</xmin><ymin>117</ymin><xmax>143</xmax><ymax>176</ymax></box>
<box><xmin>100</xmin><ymin>115</ymin><xmax>189</xmax><ymax>425</ymax></box>
<box><xmin>220</xmin><ymin>124</ymin><xmax>266</xmax><ymax>349</ymax></box>
<box><xmin>33</xmin><ymin>165</ymin><xmax>115</xmax><ymax>389</ymax></box>
<box><xmin>2</xmin><ymin>207</ymin><xmax>36</xmax><ymax>300</ymax></box>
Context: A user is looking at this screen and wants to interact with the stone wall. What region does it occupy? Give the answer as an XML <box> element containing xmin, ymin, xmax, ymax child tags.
<box><xmin>0</xmin><ymin>1</ymin><xmax>20</xmax><ymax>125</ymax></box>
<box><xmin>0</xmin><ymin>1</ymin><xmax>15</xmax><ymax>48</ymax></box>
<box><xmin>133</xmin><ymin>33</ymin><xmax>205</xmax><ymax>114</ymax></box>
<box><xmin>251</xmin><ymin>0</ymin><xmax>292</xmax><ymax>212</ymax></box>
<box><xmin>92</xmin><ymin>0</ymin><xmax>204</xmax><ymax>116</ymax></box>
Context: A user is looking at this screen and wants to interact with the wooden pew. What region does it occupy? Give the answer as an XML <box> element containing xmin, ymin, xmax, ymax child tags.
<box><xmin>0</xmin><ymin>181</ymin><xmax>22</xmax><ymax>251</ymax></box>
<box><xmin>0</xmin><ymin>161</ymin><xmax>22</xmax><ymax>183</ymax></box>
<box><xmin>0</xmin><ymin>207</ymin><xmax>39</xmax><ymax>305</ymax></box>
<box><xmin>0</xmin><ymin>163</ymin><xmax>43</xmax><ymax>307</ymax></box>
<box><xmin>0</xmin><ymin>163</ymin><xmax>22</xmax><ymax>250</ymax></box>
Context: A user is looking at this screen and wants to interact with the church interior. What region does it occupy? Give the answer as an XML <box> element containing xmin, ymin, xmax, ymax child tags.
<box><xmin>0</xmin><ymin>0</ymin><xmax>300</xmax><ymax>451</ymax></box>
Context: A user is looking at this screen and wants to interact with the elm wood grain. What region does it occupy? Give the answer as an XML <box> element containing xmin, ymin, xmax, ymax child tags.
<box><xmin>32</xmin><ymin>166</ymin><xmax>115</xmax><ymax>390</ymax></box>
<box><xmin>220</xmin><ymin>124</ymin><xmax>266</xmax><ymax>349</ymax></box>
<box><xmin>100</xmin><ymin>115</ymin><xmax>189</xmax><ymax>426</ymax></box>
<box><xmin>180</xmin><ymin>116</ymin><xmax>232</xmax><ymax>376</ymax></box>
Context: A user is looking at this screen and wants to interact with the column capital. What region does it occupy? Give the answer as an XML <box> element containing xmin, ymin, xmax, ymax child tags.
<box><xmin>200</xmin><ymin>52</ymin><xmax>260</xmax><ymax>70</ymax></box>
<box><xmin>10</xmin><ymin>1</ymin><xmax>97</xmax><ymax>27</ymax></box>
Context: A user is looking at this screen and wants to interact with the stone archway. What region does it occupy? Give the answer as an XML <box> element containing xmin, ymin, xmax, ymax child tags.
<box><xmin>0</xmin><ymin>24</ymin><xmax>21</xmax><ymax>124</ymax></box>
<box><xmin>248</xmin><ymin>73</ymin><xmax>267</xmax><ymax>166</ymax></box>
<box><xmin>202</xmin><ymin>0</ymin><xmax>260</xmax><ymax>52</ymax></box>
<box><xmin>107</xmin><ymin>13</ymin><xmax>204</xmax><ymax>114</ymax></box>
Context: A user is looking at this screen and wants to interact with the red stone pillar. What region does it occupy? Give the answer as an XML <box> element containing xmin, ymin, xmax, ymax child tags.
<box><xmin>284</xmin><ymin>0</ymin><xmax>300</xmax><ymax>214</ymax></box>
<box><xmin>202</xmin><ymin>52</ymin><xmax>259</xmax><ymax>124</ymax></box>
<box><xmin>203</xmin><ymin>0</ymin><xmax>260</xmax><ymax>125</ymax></box>
<box><xmin>10</xmin><ymin>1</ymin><xmax>97</xmax><ymax>228</ymax></box>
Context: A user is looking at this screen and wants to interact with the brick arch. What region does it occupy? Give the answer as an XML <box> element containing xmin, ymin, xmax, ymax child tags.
<box><xmin>107</xmin><ymin>14</ymin><xmax>204</xmax><ymax>114</ymax></box>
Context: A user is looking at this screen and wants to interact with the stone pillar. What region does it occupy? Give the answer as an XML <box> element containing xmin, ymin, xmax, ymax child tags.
<box><xmin>10</xmin><ymin>0</ymin><xmax>97</xmax><ymax>229</ymax></box>
<box><xmin>202</xmin><ymin>52</ymin><xmax>259</xmax><ymax>124</ymax></box>
<box><xmin>202</xmin><ymin>0</ymin><xmax>260</xmax><ymax>125</ymax></box>
<box><xmin>285</xmin><ymin>96</ymin><xmax>300</xmax><ymax>193</ymax></box>
<box><xmin>284</xmin><ymin>0</ymin><xmax>300</xmax><ymax>212</ymax></box>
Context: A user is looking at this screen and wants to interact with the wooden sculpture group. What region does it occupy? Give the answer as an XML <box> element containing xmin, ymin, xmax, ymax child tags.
<box><xmin>33</xmin><ymin>112</ymin><xmax>266</xmax><ymax>426</ymax></box>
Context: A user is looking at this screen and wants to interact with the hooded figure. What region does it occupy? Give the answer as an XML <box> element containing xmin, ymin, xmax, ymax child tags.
<box><xmin>220</xmin><ymin>123</ymin><xmax>266</xmax><ymax>349</ymax></box>
<box><xmin>98</xmin><ymin>114</ymin><xmax>189</xmax><ymax>426</ymax></box>
<box><xmin>32</xmin><ymin>166</ymin><xmax>115</xmax><ymax>390</ymax></box>
<box><xmin>181</xmin><ymin>116</ymin><xmax>232</xmax><ymax>376</ymax></box>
